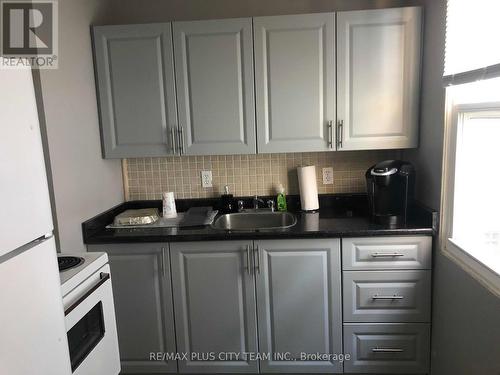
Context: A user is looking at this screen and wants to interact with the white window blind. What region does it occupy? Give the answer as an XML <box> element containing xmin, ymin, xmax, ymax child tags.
<box><xmin>444</xmin><ymin>0</ymin><xmax>500</xmax><ymax>85</ymax></box>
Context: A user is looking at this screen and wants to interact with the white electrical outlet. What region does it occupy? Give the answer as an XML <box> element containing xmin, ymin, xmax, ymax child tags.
<box><xmin>201</xmin><ymin>170</ymin><xmax>212</xmax><ymax>188</ymax></box>
<box><xmin>322</xmin><ymin>167</ymin><xmax>334</xmax><ymax>185</ymax></box>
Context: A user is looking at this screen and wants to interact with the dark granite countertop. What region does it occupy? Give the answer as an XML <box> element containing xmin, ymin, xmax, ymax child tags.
<box><xmin>82</xmin><ymin>194</ymin><xmax>437</xmax><ymax>244</ymax></box>
<box><xmin>82</xmin><ymin>194</ymin><xmax>438</xmax><ymax>244</ymax></box>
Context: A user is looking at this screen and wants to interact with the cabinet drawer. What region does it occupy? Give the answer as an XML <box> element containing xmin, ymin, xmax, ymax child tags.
<box><xmin>342</xmin><ymin>236</ymin><xmax>432</xmax><ymax>270</ymax></box>
<box><xmin>343</xmin><ymin>271</ymin><xmax>431</xmax><ymax>323</ymax></box>
<box><xmin>343</xmin><ymin>323</ymin><xmax>430</xmax><ymax>373</ymax></box>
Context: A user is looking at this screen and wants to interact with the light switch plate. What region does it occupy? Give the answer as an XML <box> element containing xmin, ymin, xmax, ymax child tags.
<box><xmin>322</xmin><ymin>167</ymin><xmax>334</xmax><ymax>185</ymax></box>
<box><xmin>201</xmin><ymin>170</ymin><xmax>212</xmax><ymax>188</ymax></box>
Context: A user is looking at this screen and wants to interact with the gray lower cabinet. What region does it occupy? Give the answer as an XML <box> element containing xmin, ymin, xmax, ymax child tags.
<box><xmin>92</xmin><ymin>24</ymin><xmax>178</xmax><ymax>158</ymax></box>
<box><xmin>173</xmin><ymin>18</ymin><xmax>256</xmax><ymax>155</ymax></box>
<box><xmin>341</xmin><ymin>236</ymin><xmax>432</xmax><ymax>374</ymax></box>
<box><xmin>343</xmin><ymin>271</ymin><xmax>431</xmax><ymax>323</ymax></box>
<box><xmin>255</xmin><ymin>239</ymin><xmax>343</xmax><ymax>373</ymax></box>
<box><xmin>342</xmin><ymin>236</ymin><xmax>432</xmax><ymax>271</ymax></box>
<box><xmin>343</xmin><ymin>323</ymin><xmax>431</xmax><ymax>374</ymax></box>
<box><xmin>170</xmin><ymin>241</ymin><xmax>258</xmax><ymax>373</ymax></box>
<box><xmin>88</xmin><ymin>243</ymin><xmax>177</xmax><ymax>373</ymax></box>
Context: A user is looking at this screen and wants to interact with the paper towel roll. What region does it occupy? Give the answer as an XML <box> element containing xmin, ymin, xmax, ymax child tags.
<box><xmin>297</xmin><ymin>166</ymin><xmax>319</xmax><ymax>211</ymax></box>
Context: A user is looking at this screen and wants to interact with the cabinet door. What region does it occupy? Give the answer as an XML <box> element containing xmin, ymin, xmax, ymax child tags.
<box><xmin>254</xmin><ymin>13</ymin><xmax>335</xmax><ymax>153</ymax></box>
<box><xmin>88</xmin><ymin>244</ymin><xmax>177</xmax><ymax>373</ymax></box>
<box><xmin>173</xmin><ymin>19</ymin><xmax>256</xmax><ymax>155</ymax></box>
<box><xmin>337</xmin><ymin>7</ymin><xmax>422</xmax><ymax>150</ymax></box>
<box><xmin>255</xmin><ymin>239</ymin><xmax>343</xmax><ymax>373</ymax></box>
<box><xmin>93</xmin><ymin>24</ymin><xmax>178</xmax><ymax>158</ymax></box>
<box><xmin>170</xmin><ymin>241</ymin><xmax>258</xmax><ymax>373</ymax></box>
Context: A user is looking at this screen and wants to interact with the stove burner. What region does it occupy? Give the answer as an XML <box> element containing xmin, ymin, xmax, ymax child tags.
<box><xmin>58</xmin><ymin>256</ymin><xmax>84</xmax><ymax>272</ymax></box>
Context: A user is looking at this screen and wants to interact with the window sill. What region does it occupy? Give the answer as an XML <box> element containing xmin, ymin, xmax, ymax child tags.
<box><xmin>443</xmin><ymin>239</ymin><xmax>500</xmax><ymax>298</ymax></box>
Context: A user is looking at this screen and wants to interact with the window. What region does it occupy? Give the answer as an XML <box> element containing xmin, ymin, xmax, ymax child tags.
<box><xmin>444</xmin><ymin>0</ymin><xmax>500</xmax><ymax>85</ymax></box>
<box><xmin>441</xmin><ymin>78</ymin><xmax>500</xmax><ymax>295</ymax></box>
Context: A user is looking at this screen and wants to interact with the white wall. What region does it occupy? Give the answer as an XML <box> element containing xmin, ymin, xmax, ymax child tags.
<box><xmin>38</xmin><ymin>0</ymin><xmax>123</xmax><ymax>252</ymax></box>
<box><xmin>101</xmin><ymin>0</ymin><xmax>422</xmax><ymax>23</ymax></box>
<box><xmin>403</xmin><ymin>0</ymin><xmax>500</xmax><ymax>374</ymax></box>
<box><xmin>404</xmin><ymin>0</ymin><xmax>445</xmax><ymax>210</ymax></box>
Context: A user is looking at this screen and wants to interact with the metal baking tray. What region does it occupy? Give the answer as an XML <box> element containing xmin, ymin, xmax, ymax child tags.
<box><xmin>112</xmin><ymin>208</ymin><xmax>160</xmax><ymax>226</ymax></box>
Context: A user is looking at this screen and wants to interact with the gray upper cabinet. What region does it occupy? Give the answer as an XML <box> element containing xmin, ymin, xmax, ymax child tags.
<box><xmin>173</xmin><ymin>18</ymin><xmax>256</xmax><ymax>155</ymax></box>
<box><xmin>93</xmin><ymin>8</ymin><xmax>422</xmax><ymax>157</ymax></box>
<box><xmin>92</xmin><ymin>24</ymin><xmax>178</xmax><ymax>158</ymax></box>
<box><xmin>170</xmin><ymin>241</ymin><xmax>258</xmax><ymax>373</ymax></box>
<box><xmin>336</xmin><ymin>7</ymin><xmax>422</xmax><ymax>150</ymax></box>
<box><xmin>254</xmin><ymin>239</ymin><xmax>343</xmax><ymax>373</ymax></box>
<box><xmin>88</xmin><ymin>243</ymin><xmax>177</xmax><ymax>373</ymax></box>
<box><xmin>254</xmin><ymin>13</ymin><xmax>336</xmax><ymax>153</ymax></box>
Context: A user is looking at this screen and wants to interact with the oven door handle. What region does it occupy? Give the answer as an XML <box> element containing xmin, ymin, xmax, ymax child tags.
<box><xmin>65</xmin><ymin>272</ymin><xmax>110</xmax><ymax>316</ymax></box>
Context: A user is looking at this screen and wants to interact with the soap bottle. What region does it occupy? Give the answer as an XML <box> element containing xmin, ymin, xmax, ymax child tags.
<box><xmin>219</xmin><ymin>185</ymin><xmax>234</xmax><ymax>214</ymax></box>
<box><xmin>276</xmin><ymin>184</ymin><xmax>287</xmax><ymax>212</ymax></box>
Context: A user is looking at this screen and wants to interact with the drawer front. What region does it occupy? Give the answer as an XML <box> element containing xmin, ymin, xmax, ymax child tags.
<box><xmin>343</xmin><ymin>271</ymin><xmax>431</xmax><ymax>322</ymax></box>
<box><xmin>343</xmin><ymin>323</ymin><xmax>430</xmax><ymax>373</ymax></box>
<box><xmin>342</xmin><ymin>236</ymin><xmax>432</xmax><ymax>270</ymax></box>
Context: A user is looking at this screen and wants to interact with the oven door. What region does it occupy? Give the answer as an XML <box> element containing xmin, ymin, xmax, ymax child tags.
<box><xmin>64</xmin><ymin>264</ymin><xmax>120</xmax><ymax>375</ymax></box>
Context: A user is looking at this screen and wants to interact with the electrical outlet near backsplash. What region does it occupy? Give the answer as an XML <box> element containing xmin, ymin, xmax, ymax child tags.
<box><xmin>124</xmin><ymin>150</ymin><xmax>401</xmax><ymax>200</ymax></box>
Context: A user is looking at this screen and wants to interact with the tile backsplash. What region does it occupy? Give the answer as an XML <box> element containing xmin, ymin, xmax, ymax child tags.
<box><xmin>124</xmin><ymin>150</ymin><xmax>400</xmax><ymax>200</ymax></box>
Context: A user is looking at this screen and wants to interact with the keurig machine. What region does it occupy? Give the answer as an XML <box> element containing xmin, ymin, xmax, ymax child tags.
<box><xmin>366</xmin><ymin>160</ymin><xmax>415</xmax><ymax>226</ymax></box>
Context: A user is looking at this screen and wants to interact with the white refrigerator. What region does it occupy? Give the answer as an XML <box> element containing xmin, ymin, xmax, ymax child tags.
<box><xmin>0</xmin><ymin>67</ymin><xmax>72</xmax><ymax>374</ymax></box>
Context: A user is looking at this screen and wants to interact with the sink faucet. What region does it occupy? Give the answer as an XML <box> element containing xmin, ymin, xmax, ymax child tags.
<box><xmin>267</xmin><ymin>200</ymin><xmax>275</xmax><ymax>212</ymax></box>
<box><xmin>253</xmin><ymin>195</ymin><xmax>265</xmax><ymax>210</ymax></box>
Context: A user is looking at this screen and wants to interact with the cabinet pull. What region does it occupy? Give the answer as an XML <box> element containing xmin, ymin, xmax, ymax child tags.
<box><xmin>371</xmin><ymin>252</ymin><xmax>404</xmax><ymax>258</ymax></box>
<box><xmin>160</xmin><ymin>248</ymin><xmax>166</xmax><ymax>278</ymax></box>
<box><xmin>372</xmin><ymin>347</ymin><xmax>404</xmax><ymax>353</ymax></box>
<box><xmin>170</xmin><ymin>127</ymin><xmax>177</xmax><ymax>154</ymax></box>
<box><xmin>327</xmin><ymin>120</ymin><xmax>333</xmax><ymax>148</ymax></box>
<box><xmin>337</xmin><ymin>120</ymin><xmax>343</xmax><ymax>148</ymax></box>
<box><xmin>65</xmin><ymin>273</ymin><xmax>110</xmax><ymax>316</ymax></box>
<box><xmin>372</xmin><ymin>294</ymin><xmax>404</xmax><ymax>300</ymax></box>
<box><xmin>245</xmin><ymin>245</ymin><xmax>252</xmax><ymax>275</ymax></box>
<box><xmin>178</xmin><ymin>127</ymin><xmax>185</xmax><ymax>155</ymax></box>
<box><xmin>254</xmin><ymin>245</ymin><xmax>260</xmax><ymax>274</ymax></box>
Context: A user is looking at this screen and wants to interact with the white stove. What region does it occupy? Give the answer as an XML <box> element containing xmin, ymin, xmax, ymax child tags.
<box><xmin>57</xmin><ymin>252</ymin><xmax>121</xmax><ymax>375</ymax></box>
<box><xmin>58</xmin><ymin>252</ymin><xmax>108</xmax><ymax>297</ymax></box>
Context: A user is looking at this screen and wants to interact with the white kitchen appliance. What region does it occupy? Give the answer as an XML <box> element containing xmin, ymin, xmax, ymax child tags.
<box><xmin>58</xmin><ymin>252</ymin><xmax>120</xmax><ymax>375</ymax></box>
<box><xmin>0</xmin><ymin>67</ymin><xmax>71</xmax><ymax>374</ymax></box>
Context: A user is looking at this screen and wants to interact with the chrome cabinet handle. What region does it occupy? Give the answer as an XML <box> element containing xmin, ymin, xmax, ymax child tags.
<box><xmin>170</xmin><ymin>127</ymin><xmax>177</xmax><ymax>154</ymax></box>
<box><xmin>327</xmin><ymin>120</ymin><xmax>333</xmax><ymax>148</ymax></box>
<box><xmin>372</xmin><ymin>347</ymin><xmax>404</xmax><ymax>353</ymax></box>
<box><xmin>337</xmin><ymin>120</ymin><xmax>344</xmax><ymax>148</ymax></box>
<box><xmin>160</xmin><ymin>248</ymin><xmax>166</xmax><ymax>278</ymax></box>
<box><xmin>178</xmin><ymin>127</ymin><xmax>185</xmax><ymax>155</ymax></box>
<box><xmin>372</xmin><ymin>294</ymin><xmax>404</xmax><ymax>300</ymax></box>
<box><xmin>65</xmin><ymin>273</ymin><xmax>110</xmax><ymax>316</ymax></box>
<box><xmin>254</xmin><ymin>245</ymin><xmax>260</xmax><ymax>274</ymax></box>
<box><xmin>245</xmin><ymin>245</ymin><xmax>252</xmax><ymax>275</ymax></box>
<box><xmin>371</xmin><ymin>252</ymin><xmax>404</xmax><ymax>258</ymax></box>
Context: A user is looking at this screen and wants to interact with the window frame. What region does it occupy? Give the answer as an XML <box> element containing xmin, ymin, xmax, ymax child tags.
<box><xmin>440</xmin><ymin>99</ymin><xmax>500</xmax><ymax>297</ymax></box>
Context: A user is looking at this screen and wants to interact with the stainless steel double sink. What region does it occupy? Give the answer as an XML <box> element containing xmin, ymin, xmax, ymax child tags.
<box><xmin>212</xmin><ymin>210</ymin><xmax>297</xmax><ymax>231</ymax></box>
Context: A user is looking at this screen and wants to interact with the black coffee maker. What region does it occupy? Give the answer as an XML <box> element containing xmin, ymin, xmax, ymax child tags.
<box><xmin>365</xmin><ymin>160</ymin><xmax>415</xmax><ymax>226</ymax></box>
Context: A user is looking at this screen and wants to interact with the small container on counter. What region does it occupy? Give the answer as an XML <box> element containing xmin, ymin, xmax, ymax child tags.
<box><xmin>162</xmin><ymin>192</ymin><xmax>177</xmax><ymax>218</ymax></box>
